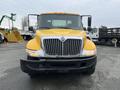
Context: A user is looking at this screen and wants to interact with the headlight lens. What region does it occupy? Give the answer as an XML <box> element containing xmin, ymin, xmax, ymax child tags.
<box><xmin>82</xmin><ymin>49</ymin><xmax>97</xmax><ymax>56</ymax></box>
<box><xmin>26</xmin><ymin>49</ymin><xmax>44</xmax><ymax>57</ymax></box>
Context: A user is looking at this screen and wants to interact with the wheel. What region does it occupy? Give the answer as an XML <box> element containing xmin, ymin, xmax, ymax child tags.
<box><xmin>82</xmin><ymin>67</ymin><xmax>95</xmax><ymax>75</ymax></box>
<box><xmin>27</xmin><ymin>36</ymin><xmax>32</xmax><ymax>40</ymax></box>
<box><xmin>23</xmin><ymin>35</ymin><xmax>27</xmax><ymax>40</ymax></box>
<box><xmin>4</xmin><ymin>38</ymin><xmax>8</xmax><ymax>43</ymax></box>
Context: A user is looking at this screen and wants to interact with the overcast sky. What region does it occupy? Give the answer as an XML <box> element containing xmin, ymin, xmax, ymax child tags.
<box><xmin>0</xmin><ymin>0</ymin><xmax>120</xmax><ymax>29</ymax></box>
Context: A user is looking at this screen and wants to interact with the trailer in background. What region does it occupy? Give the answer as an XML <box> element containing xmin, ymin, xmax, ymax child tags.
<box><xmin>88</xmin><ymin>26</ymin><xmax>120</xmax><ymax>46</ymax></box>
<box><xmin>99</xmin><ymin>27</ymin><xmax>120</xmax><ymax>44</ymax></box>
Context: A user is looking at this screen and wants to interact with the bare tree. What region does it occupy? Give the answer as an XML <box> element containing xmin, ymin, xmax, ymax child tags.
<box><xmin>21</xmin><ymin>16</ymin><xmax>28</xmax><ymax>31</ymax></box>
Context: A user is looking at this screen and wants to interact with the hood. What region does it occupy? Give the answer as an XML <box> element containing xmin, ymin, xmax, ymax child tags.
<box><xmin>35</xmin><ymin>28</ymin><xmax>86</xmax><ymax>38</ymax></box>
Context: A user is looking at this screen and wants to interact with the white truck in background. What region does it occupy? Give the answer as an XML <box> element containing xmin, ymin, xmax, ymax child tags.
<box><xmin>86</xmin><ymin>28</ymin><xmax>99</xmax><ymax>42</ymax></box>
<box><xmin>20</xmin><ymin>27</ymin><xmax>35</xmax><ymax>40</ymax></box>
<box><xmin>21</xmin><ymin>14</ymin><xmax>37</xmax><ymax>40</ymax></box>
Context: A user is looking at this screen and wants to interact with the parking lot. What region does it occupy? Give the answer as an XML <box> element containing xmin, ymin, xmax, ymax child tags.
<box><xmin>0</xmin><ymin>42</ymin><xmax>120</xmax><ymax>90</ymax></box>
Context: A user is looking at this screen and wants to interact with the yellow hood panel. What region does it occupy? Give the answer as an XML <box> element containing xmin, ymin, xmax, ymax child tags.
<box><xmin>26</xmin><ymin>28</ymin><xmax>96</xmax><ymax>51</ymax></box>
<box><xmin>36</xmin><ymin>29</ymin><xmax>86</xmax><ymax>38</ymax></box>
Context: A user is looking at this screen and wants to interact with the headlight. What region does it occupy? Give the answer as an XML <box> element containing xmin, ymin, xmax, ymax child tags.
<box><xmin>26</xmin><ymin>49</ymin><xmax>44</xmax><ymax>57</ymax></box>
<box><xmin>82</xmin><ymin>49</ymin><xmax>97</xmax><ymax>56</ymax></box>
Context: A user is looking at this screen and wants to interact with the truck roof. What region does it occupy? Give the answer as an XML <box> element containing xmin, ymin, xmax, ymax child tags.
<box><xmin>40</xmin><ymin>12</ymin><xmax>80</xmax><ymax>16</ymax></box>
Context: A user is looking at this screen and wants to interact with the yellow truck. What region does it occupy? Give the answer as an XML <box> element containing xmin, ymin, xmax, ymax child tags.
<box><xmin>0</xmin><ymin>14</ymin><xmax>23</xmax><ymax>43</ymax></box>
<box><xmin>20</xmin><ymin>12</ymin><xmax>97</xmax><ymax>77</ymax></box>
<box><xmin>0</xmin><ymin>27</ymin><xmax>23</xmax><ymax>42</ymax></box>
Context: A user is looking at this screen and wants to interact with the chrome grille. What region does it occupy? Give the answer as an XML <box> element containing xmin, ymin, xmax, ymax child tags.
<box><xmin>43</xmin><ymin>39</ymin><xmax>62</xmax><ymax>55</ymax></box>
<box><xmin>63</xmin><ymin>39</ymin><xmax>82</xmax><ymax>55</ymax></box>
<box><xmin>43</xmin><ymin>38</ymin><xmax>82</xmax><ymax>56</ymax></box>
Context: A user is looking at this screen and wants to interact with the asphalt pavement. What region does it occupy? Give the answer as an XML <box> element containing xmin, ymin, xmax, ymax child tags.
<box><xmin>0</xmin><ymin>42</ymin><xmax>120</xmax><ymax>90</ymax></box>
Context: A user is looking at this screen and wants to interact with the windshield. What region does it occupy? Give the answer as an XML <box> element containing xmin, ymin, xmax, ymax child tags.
<box><xmin>38</xmin><ymin>14</ymin><xmax>83</xmax><ymax>30</ymax></box>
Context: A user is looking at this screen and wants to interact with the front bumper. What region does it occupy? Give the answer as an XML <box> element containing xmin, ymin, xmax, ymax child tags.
<box><xmin>20</xmin><ymin>56</ymin><xmax>97</xmax><ymax>74</ymax></box>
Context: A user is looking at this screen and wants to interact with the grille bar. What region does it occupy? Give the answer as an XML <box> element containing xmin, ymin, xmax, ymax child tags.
<box><xmin>43</xmin><ymin>38</ymin><xmax>82</xmax><ymax>56</ymax></box>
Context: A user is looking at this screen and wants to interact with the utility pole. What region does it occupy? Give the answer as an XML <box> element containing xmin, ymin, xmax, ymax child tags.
<box><xmin>11</xmin><ymin>13</ymin><xmax>16</xmax><ymax>30</ymax></box>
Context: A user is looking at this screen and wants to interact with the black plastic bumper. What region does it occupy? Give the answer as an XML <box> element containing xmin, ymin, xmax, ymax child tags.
<box><xmin>20</xmin><ymin>56</ymin><xmax>97</xmax><ymax>74</ymax></box>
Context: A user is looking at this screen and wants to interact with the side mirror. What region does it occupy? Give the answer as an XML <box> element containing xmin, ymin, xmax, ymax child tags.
<box><xmin>87</xmin><ymin>16</ymin><xmax>92</xmax><ymax>31</ymax></box>
<box><xmin>81</xmin><ymin>15</ymin><xmax>92</xmax><ymax>31</ymax></box>
<box><xmin>29</xmin><ymin>26</ymin><xmax>34</xmax><ymax>32</ymax></box>
<box><xmin>88</xmin><ymin>17</ymin><xmax>92</xmax><ymax>27</ymax></box>
<box><xmin>87</xmin><ymin>27</ymin><xmax>92</xmax><ymax>32</ymax></box>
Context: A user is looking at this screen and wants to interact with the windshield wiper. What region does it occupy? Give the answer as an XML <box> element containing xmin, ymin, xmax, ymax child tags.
<box><xmin>39</xmin><ymin>27</ymin><xmax>51</xmax><ymax>29</ymax></box>
<box><xmin>54</xmin><ymin>27</ymin><xmax>73</xmax><ymax>29</ymax></box>
<box><xmin>39</xmin><ymin>26</ymin><xmax>79</xmax><ymax>30</ymax></box>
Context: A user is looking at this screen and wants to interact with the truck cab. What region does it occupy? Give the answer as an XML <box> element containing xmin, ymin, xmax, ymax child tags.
<box><xmin>20</xmin><ymin>12</ymin><xmax>97</xmax><ymax>77</ymax></box>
